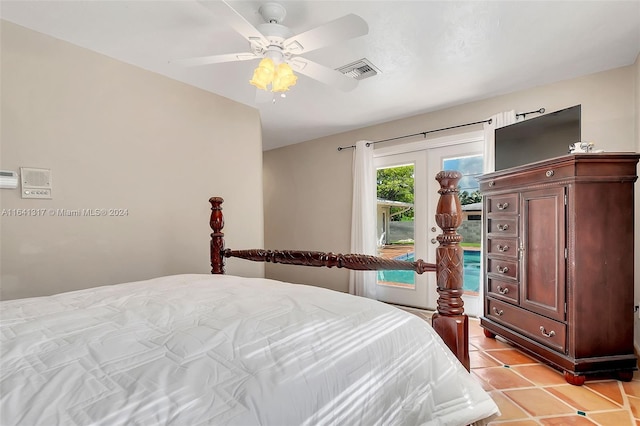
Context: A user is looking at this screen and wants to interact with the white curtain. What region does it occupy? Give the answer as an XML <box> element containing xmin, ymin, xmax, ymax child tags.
<box><xmin>483</xmin><ymin>111</ymin><xmax>519</xmax><ymax>173</ymax></box>
<box><xmin>349</xmin><ymin>140</ymin><xmax>377</xmax><ymax>298</ymax></box>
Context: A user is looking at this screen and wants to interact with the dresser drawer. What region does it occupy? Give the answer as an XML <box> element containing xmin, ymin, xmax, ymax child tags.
<box><xmin>487</xmin><ymin>238</ymin><xmax>518</xmax><ymax>259</ymax></box>
<box><xmin>486</xmin><ymin>298</ymin><xmax>566</xmax><ymax>353</ymax></box>
<box><xmin>479</xmin><ymin>161</ymin><xmax>575</xmax><ymax>192</ymax></box>
<box><xmin>487</xmin><ymin>217</ymin><xmax>518</xmax><ymax>237</ymax></box>
<box><xmin>487</xmin><ymin>258</ymin><xmax>518</xmax><ymax>280</ymax></box>
<box><xmin>487</xmin><ymin>278</ymin><xmax>518</xmax><ymax>304</ymax></box>
<box><xmin>486</xmin><ymin>194</ymin><xmax>518</xmax><ymax>214</ymax></box>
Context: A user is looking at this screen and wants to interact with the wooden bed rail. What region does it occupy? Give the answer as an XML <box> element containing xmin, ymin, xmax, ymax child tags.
<box><xmin>216</xmin><ymin>249</ymin><xmax>437</xmax><ymax>274</ymax></box>
<box><xmin>209</xmin><ymin>170</ymin><xmax>469</xmax><ymax>370</ymax></box>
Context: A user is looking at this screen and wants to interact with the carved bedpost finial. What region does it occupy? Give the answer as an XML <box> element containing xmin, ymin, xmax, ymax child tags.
<box><xmin>209</xmin><ymin>197</ymin><xmax>225</xmax><ymax>274</ymax></box>
<box><xmin>431</xmin><ymin>170</ymin><xmax>469</xmax><ymax>371</ymax></box>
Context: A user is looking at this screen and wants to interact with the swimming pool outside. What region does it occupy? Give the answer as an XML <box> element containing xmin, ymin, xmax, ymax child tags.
<box><xmin>377</xmin><ymin>250</ymin><xmax>480</xmax><ymax>293</ymax></box>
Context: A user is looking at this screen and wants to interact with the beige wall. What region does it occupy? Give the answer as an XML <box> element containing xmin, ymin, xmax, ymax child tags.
<box><xmin>0</xmin><ymin>21</ymin><xmax>265</xmax><ymax>300</ymax></box>
<box><xmin>263</xmin><ymin>137</ymin><xmax>354</xmax><ymax>292</ymax></box>
<box><xmin>264</xmin><ymin>65</ymin><xmax>638</xmax><ymax>294</ymax></box>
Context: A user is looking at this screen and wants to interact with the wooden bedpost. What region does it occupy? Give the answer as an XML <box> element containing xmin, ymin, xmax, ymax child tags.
<box><xmin>431</xmin><ymin>171</ymin><xmax>470</xmax><ymax>371</ymax></box>
<box><xmin>209</xmin><ymin>197</ymin><xmax>225</xmax><ymax>274</ymax></box>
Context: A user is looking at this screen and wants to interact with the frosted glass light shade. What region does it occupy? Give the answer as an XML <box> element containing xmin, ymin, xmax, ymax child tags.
<box><xmin>272</xmin><ymin>63</ymin><xmax>297</xmax><ymax>92</ymax></box>
<box><xmin>249</xmin><ymin>58</ymin><xmax>275</xmax><ymax>90</ymax></box>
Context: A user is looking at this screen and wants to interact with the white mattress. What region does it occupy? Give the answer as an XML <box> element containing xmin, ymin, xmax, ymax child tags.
<box><xmin>1</xmin><ymin>274</ymin><xmax>498</xmax><ymax>425</ymax></box>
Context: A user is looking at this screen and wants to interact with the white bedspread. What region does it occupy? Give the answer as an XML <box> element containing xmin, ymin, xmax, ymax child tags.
<box><xmin>1</xmin><ymin>274</ymin><xmax>498</xmax><ymax>425</ymax></box>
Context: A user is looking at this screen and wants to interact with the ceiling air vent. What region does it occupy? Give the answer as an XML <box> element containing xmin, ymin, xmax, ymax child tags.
<box><xmin>336</xmin><ymin>58</ymin><xmax>380</xmax><ymax>80</ymax></box>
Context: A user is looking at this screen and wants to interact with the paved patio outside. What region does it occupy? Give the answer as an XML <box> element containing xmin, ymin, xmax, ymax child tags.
<box><xmin>378</xmin><ymin>244</ymin><xmax>414</xmax><ymax>259</ymax></box>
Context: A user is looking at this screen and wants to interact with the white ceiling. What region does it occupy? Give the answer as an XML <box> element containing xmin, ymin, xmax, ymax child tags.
<box><xmin>2</xmin><ymin>1</ymin><xmax>639</xmax><ymax>150</ymax></box>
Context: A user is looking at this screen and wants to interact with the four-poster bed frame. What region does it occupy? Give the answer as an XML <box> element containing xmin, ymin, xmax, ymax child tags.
<box><xmin>209</xmin><ymin>170</ymin><xmax>470</xmax><ymax>370</ymax></box>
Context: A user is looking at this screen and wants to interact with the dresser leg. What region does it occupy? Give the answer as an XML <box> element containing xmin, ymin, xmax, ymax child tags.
<box><xmin>616</xmin><ymin>370</ymin><xmax>634</xmax><ymax>382</ymax></box>
<box><xmin>564</xmin><ymin>371</ymin><xmax>585</xmax><ymax>386</ymax></box>
<box><xmin>483</xmin><ymin>328</ymin><xmax>496</xmax><ymax>339</ymax></box>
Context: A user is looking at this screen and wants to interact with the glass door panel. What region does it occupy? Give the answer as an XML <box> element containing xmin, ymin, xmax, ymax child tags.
<box><xmin>376</xmin><ymin>164</ymin><xmax>415</xmax><ymax>288</ymax></box>
<box><xmin>374</xmin><ymin>151</ymin><xmax>430</xmax><ymax>308</ymax></box>
<box><xmin>442</xmin><ymin>155</ymin><xmax>483</xmax><ymax>297</ymax></box>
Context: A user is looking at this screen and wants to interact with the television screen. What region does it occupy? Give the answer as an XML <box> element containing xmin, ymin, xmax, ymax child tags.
<box><xmin>495</xmin><ymin>105</ymin><xmax>581</xmax><ymax>171</ymax></box>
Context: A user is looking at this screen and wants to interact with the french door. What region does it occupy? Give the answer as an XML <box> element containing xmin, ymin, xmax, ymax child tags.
<box><xmin>373</xmin><ymin>132</ymin><xmax>484</xmax><ymax>316</ymax></box>
<box><xmin>374</xmin><ymin>151</ymin><xmax>430</xmax><ymax>308</ymax></box>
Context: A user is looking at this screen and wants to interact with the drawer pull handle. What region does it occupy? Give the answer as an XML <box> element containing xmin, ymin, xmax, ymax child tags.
<box><xmin>497</xmin><ymin>286</ymin><xmax>509</xmax><ymax>295</ymax></box>
<box><xmin>489</xmin><ymin>181</ymin><xmax>495</xmax><ymax>187</ymax></box>
<box><xmin>492</xmin><ymin>307</ymin><xmax>504</xmax><ymax>316</ymax></box>
<box><xmin>497</xmin><ymin>202</ymin><xmax>509</xmax><ymax>210</ymax></box>
<box><xmin>497</xmin><ymin>266</ymin><xmax>509</xmax><ymax>274</ymax></box>
<box><xmin>540</xmin><ymin>326</ymin><xmax>556</xmax><ymax>338</ymax></box>
<box><xmin>545</xmin><ymin>170</ymin><xmax>555</xmax><ymax>177</ymax></box>
<box><xmin>497</xmin><ymin>244</ymin><xmax>509</xmax><ymax>252</ymax></box>
<box><xmin>497</xmin><ymin>224</ymin><xmax>509</xmax><ymax>231</ymax></box>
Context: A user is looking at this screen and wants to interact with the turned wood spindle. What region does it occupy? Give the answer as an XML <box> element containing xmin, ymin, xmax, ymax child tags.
<box><xmin>430</xmin><ymin>170</ymin><xmax>469</xmax><ymax>371</ymax></box>
<box><xmin>209</xmin><ymin>197</ymin><xmax>225</xmax><ymax>274</ymax></box>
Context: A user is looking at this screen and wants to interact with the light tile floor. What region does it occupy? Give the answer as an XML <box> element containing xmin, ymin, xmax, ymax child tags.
<box><xmin>467</xmin><ymin>317</ymin><xmax>640</xmax><ymax>425</ymax></box>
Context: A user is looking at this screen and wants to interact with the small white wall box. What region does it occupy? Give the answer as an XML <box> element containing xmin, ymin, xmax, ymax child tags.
<box><xmin>20</xmin><ymin>167</ymin><xmax>52</xmax><ymax>199</ymax></box>
<box><xmin>0</xmin><ymin>170</ymin><xmax>18</xmax><ymax>189</ymax></box>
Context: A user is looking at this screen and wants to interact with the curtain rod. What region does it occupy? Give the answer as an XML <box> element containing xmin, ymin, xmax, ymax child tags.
<box><xmin>336</xmin><ymin>107</ymin><xmax>546</xmax><ymax>151</ymax></box>
<box><xmin>517</xmin><ymin>107</ymin><xmax>545</xmax><ymax>120</ymax></box>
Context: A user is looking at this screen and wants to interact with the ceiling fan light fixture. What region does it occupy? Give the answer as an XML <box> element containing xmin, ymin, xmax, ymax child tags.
<box><xmin>249</xmin><ymin>57</ymin><xmax>275</xmax><ymax>90</ymax></box>
<box><xmin>272</xmin><ymin>63</ymin><xmax>297</xmax><ymax>92</ymax></box>
<box><xmin>249</xmin><ymin>58</ymin><xmax>297</xmax><ymax>93</ymax></box>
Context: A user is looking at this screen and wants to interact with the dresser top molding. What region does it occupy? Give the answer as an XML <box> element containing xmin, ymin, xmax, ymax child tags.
<box><xmin>478</xmin><ymin>153</ymin><xmax>640</xmax><ymax>193</ymax></box>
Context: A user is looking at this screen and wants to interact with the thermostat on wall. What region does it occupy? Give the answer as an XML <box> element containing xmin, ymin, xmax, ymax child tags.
<box><xmin>0</xmin><ymin>170</ymin><xmax>18</xmax><ymax>189</ymax></box>
<box><xmin>20</xmin><ymin>167</ymin><xmax>52</xmax><ymax>199</ymax></box>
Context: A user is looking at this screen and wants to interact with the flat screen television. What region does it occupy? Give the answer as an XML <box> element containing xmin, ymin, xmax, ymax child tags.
<box><xmin>494</xmin><ymin>105</ymin><xmax>581</xmax><ymax>171</ymax></box>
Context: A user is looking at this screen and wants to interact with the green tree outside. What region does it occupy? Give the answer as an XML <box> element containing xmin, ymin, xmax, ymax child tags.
<box><xmin>459</xmin><ymin>190</ymin><xmax>482</xmax><ymax>205</ymax></box>
<box><xmin>377</xmin><ymin>166</ymin><xmax>414</xmax><ymax>221</ymax></box>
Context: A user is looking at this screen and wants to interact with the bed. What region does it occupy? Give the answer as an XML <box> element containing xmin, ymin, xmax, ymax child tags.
<box><xmin>0</xmin><ymin>171</ymin><xmax>499</xmax><ymax>425</ymax></box>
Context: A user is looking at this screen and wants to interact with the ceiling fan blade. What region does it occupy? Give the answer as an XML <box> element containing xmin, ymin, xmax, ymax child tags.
<box><xmin>290</xmin><ymin>58</ymin><xmax>358</xmax><ymax>92</ymax></box>
<box><xmin>198</xmin><ymin>0</ymin><xmax>268</xmax><ymax>47</ymax></box>
<box><xmin>171</xmin><ymin>52</ymin><xmax>259</xmax><ymax>67</ymax></box>
<box><xmin>283</xmin><ymin>14</ymin><xmax>368</xmax><ymax>55</ymax></box>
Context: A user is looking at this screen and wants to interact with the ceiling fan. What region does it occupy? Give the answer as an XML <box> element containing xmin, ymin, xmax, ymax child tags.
<box><xmin>173</xmin><ymin>1</ymin><xmax>369</xmax><ymax>93</ymax></box>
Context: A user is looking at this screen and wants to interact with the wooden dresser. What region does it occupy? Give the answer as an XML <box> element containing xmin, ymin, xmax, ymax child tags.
<box><xmin>478</xmin><ymin>153</ymin><xmax>639</xmax><ymax>385</ymax></box>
